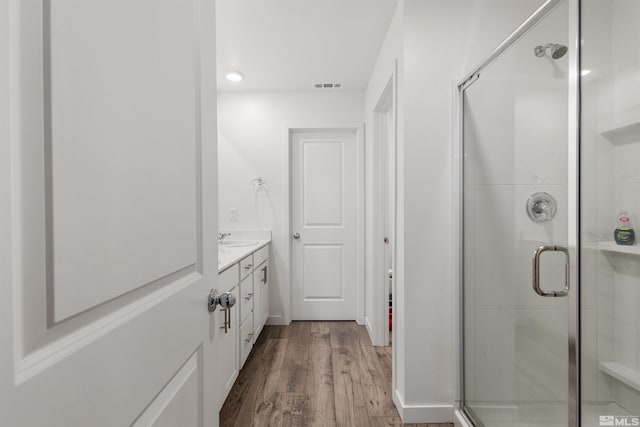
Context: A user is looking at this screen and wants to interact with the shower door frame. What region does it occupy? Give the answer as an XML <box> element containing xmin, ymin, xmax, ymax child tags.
<box><xmin>455</xmin><ymin>0</ymin><xmax>581</xmax><ymax>426</ymax></box>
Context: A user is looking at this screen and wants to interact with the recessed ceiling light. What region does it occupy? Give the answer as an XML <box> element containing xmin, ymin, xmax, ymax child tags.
<box><xmin>226</xmin><ymin>71</ymin><xmax>245</xmax><ymax>82</ymax></box>
<box><xmin>581</xmin><ymin>69</ymin><xmax>591</xmax><ymax>76</ymax></box>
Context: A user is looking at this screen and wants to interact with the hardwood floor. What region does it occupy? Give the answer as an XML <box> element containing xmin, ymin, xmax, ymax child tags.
<box><xmin>220</xmin><ymin>321</ymin><xmax>452</xmax><ymax>427</ymax></box>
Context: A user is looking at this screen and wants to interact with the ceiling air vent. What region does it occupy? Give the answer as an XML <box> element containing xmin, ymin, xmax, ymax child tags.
<box><xmin>313</xmin><ymin>82</ymin><xmax>342</xmax><ymax>89</ymax></box>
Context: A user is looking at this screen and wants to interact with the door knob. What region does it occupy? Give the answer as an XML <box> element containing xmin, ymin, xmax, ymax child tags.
<box><xmin>208</xmin><ymin>289</ymin><xmax>220</xmax><ymax>312</ymax></box>
<box><xmin>293</xmin><ymin>232</ymin><xmax>300</xmax><ymax>240</ymax></box>
<box><xmin>219</xmin><ymin>292</ymin><xmax>236</xmax><ymax>309</ymax></box>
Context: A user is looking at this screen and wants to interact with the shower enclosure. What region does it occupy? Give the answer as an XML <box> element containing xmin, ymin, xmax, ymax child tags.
<box><xmin>458</xmin><ymin>0</ymin><xmax>640</xmax><ymax>425</ymax></box>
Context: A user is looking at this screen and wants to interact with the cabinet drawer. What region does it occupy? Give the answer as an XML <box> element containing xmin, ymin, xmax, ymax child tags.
<box><xmin>253</xmin><ymin>245</ymin><xmax>269</xmax><ymax>268</ymax></box>
<box><xmin>239</xmin><ymin>254</ymin><xmax>254</xmax><ymax>280</ymax></box>
<box><xmin>239</xmin><ymin>275</ymin><xmax>253</xmax><ymax>325</ymax></box>
<box><xmin>239</xmin><ymin>313</ymin><xmax>254</xmax><ymax>366</ymax></box>
<box><xmin>218</xmin><ymin>264</ymin><xmax>239</xmax><ymax>293</ymax></box>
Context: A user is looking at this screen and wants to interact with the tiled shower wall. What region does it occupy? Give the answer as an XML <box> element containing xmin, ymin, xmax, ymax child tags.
<box><xmin>583</xmin><ymin>0</ymin><xmax>640</xmax><ymax>412</ymax></box>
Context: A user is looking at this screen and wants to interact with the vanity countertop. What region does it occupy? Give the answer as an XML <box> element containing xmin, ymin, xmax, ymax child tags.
<box><xmin>218</xmin><ymin>240</ymin><xmax>270</xmax><ymax>273</ymax></box>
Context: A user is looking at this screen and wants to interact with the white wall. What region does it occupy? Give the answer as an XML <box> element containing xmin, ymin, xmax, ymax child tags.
<box><xmin>363</xmin><ymin>0</ymin><xmax>403</xmax><ymax>344</ymax></box>
<box><xmin>217</xmin><ymin>92</ymin><xmax>364</xmax><ymax>323</ymax></box>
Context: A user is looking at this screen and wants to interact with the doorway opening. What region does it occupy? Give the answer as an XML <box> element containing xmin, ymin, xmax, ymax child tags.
<box><xmin>372</xmin><ymin>75</ymin><xmax>396</xmax><ymax>348</ymax></box>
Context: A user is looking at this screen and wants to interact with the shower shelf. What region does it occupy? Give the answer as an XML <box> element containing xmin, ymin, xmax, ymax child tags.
<box><xmin>600</xmin><ymin>362</ymin><xmax>640</xmax><ymax>392</ymax></box>
<box><xmin>599</xmin><ymin>108</ymin><xmax>640</xmax><ymax>144</ymax></box>
<box><xmin>598</xmin><ymin>241</ymin><xmax>640</xmax><ymax>255</ymax></box>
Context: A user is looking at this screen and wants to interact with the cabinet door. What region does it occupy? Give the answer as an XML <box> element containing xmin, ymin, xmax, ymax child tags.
<box><xmin>253</xmin><ymin>268</ymin><xmax>263</xmax><ymax>342</ymax></box>
<box><xmin>239</xmin><ymin>313</ymin><xmax>254</xmax><ymax>367</ymax></box>
<box><xmin>254</xmin><ymin>261</ymin><xmax>268</xmax><ymax>338</ymax></box>
<box><xmin>261</xmin><ymin>262</ymin><xmax>269</xmax><ymax>326</ymax></box>
<box><xmin>218</xmin><ymin>286</ymin><xmax>239</xmax><ymax>406</ymax></box>
<box><xmin>239</xmin><ymin>274</ymin><xmax>253</xmax><ymax>326</ymax></box>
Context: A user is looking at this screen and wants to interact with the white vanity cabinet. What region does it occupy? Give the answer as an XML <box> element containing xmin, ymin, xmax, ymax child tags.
<box><xmin>217</xmin><ymin>242</ymin><xmax>270</xmax><ymax>406</ymax></box>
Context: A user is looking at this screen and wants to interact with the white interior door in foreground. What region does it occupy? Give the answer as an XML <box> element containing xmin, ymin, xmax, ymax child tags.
<box><xmin>0</xmin><ymin>0</ymin><xmax>220</xmax><ymax>425</ymax></box>
<box><xmin>292</xmin><ymin>130</ymin><xmax>357</xmax><ymax>320</ymax></box>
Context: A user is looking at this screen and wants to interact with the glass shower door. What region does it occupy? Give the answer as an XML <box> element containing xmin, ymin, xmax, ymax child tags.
<box><xmin>461</xmin><ymin>1</ymin><xmax>574</xmax><ymax>426</ymax></box>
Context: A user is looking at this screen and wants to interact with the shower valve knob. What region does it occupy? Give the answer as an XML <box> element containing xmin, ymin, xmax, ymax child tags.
<box><xmin>526</xmin><ymin>192</ymin><xmax>557</xmax><ymax>223</ymax></box>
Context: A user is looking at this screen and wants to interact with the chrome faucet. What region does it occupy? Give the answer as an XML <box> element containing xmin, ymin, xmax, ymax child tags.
<box><xmin>218</xmin><ymin>232</ymin><xmax>231</xmax><ymax>242</ymax></box>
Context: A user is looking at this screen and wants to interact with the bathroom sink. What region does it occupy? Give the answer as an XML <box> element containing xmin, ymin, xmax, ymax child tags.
<box><xmin>218</xmin><ymin>240</ymin><xmax>259</xmax><ymax>247</ymax></box>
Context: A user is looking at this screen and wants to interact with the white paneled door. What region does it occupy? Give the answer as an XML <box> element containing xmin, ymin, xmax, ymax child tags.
<box><xmin>291</xmin><ymin>130</ymin><xmax>357</xmax><ymax>320</ymax></box>
<box><xmin>0</xmin><ymin>0</ymin><xmax>220</xmax><ymax>426</ymax></box>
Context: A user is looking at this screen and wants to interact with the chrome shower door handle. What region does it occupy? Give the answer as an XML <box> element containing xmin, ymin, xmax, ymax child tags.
<box><xmin>532</xmin><ymin>245</ymin><xmax>570</xmax><ymax>297</ymax></box>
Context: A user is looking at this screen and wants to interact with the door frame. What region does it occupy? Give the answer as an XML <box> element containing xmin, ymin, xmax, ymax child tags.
<box><xmin>370</xmin><ymin>75</ymin><xmax>397</xmax><ymax>347</ymax></box>
<box><xmin>282</xmin><ymin>122</ymin><xmax>365</xmax><ymax>325</ymax></box>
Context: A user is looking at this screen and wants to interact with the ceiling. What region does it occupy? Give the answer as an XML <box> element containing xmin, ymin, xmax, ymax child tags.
<box><xmin>216</xmin><ymin>0</ymin><xmax>398</xmax><ymax>92</ymax></box>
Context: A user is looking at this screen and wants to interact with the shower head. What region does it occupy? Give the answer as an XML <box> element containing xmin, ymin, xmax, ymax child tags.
<box><xmin>550</xmin><ymin>44</ymin><xmax>568</xmax><ymax>59</ymax></box>
<box><xmin>534</xmin><ymin>43</ymin><xmax>568</xmax><ymax>59</ymax></box>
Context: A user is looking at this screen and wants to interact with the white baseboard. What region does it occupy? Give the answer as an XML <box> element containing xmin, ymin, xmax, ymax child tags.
<box><xmin>364</xmin><ymin>316</ymin><xmax>373</xmax><ymax>336</ymax></box>
<box><xmin>266</xmin><ymin>315</ymin><xmax>289</xmax><ymax>326</ymax></box>
<box><xmin>393</xmin><ymin>390</ymin><xmax>454</xmax><ymax>424</ymax></box>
